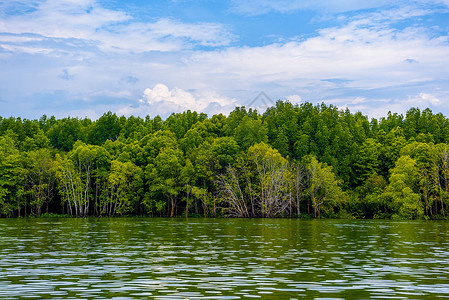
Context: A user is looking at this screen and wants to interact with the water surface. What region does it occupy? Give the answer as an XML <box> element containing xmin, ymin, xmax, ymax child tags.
<box><xmin>1</xmin><ymin>218</ymin><xmax>448</xmax><ymax>299</ymax></box>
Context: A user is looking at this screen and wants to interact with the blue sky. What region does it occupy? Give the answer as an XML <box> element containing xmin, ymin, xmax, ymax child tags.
<box><xmin>1</xmin><ymin>0</ymin><xmax>449</xmax><ymax>119</ymax></box>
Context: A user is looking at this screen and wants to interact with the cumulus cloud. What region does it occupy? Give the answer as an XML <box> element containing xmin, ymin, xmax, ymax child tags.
<box><xmin>409</xmin><ymin>92</ymin><xmax>441</xmax><ymax>106</ymax></box>
<box><xmin>286</xmin><ymin>95</ymin><xmax>303</xmax><ymax>103</ymax></box>
<box><xmin>128</xmin><ymin>83</ymin><xmax>237</xmax><ymax>117</ymax></box>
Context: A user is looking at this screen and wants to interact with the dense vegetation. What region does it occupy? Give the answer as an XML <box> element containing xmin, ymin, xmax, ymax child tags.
<box><xmin>1</xmin><ymin>101</ymin><xmax>449</xmax><ymax>219</ymax></box>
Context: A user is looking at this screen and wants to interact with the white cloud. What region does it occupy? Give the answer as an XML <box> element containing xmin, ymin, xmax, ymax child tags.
<box><xmin>183</xmin><ymin>7</ymin><xmax>449</xmax><ymax>96</ymax></box>
<box><xmin>230</xmin><ymin>0</ymin><xmax>394</xmax><ymax>15</ymax></box>
<box><xmin>286</xmin><ymin>94</ymin><xmax>302</xmax><ymax>103</ymax></box>
<box><xmin>130</xmin><ymin>83</ymin><xmax>237</xmax><ymax>117</ymax></box>
<box><xmin>230</xmin><ymin>0</ymin><xmax>449</xmax><ymax>15</ymax></box>
<box><xmin>96</xmin><ymin>18</ymin><xmax>235</xmax><ymax>53</ymax></box>
<box><xmin>0</xmin><ymin>0</ymin><xmax>234</xmax><ymax>54</ymax></box>
<box><xmin>329</xmin><ymin>92</ymin><xmax>446</xmax><ymax>119</ymax></box>
<box><xmin>0</xmin><ymin>0</ymin><xmax>128</xmax><ymax>39</ymax></box>
<box><xmin>1</xmin><ymin>0</ymin><xmax>449</xmax><ymax>120</ymax></box>
<box><xmin>143</xmin><ymin>18</ymin><xmax>235</xmax><ymax>47</ymax></box>
<box><xmin>409</xmin><ymin>92</ymin><xmax>442</xmax><ymax>106</ymax></box>
<box><xmin>92</xmin><ymin>89</ymin><xmax>132</xmax><ymax>98</ymax></box>
<box><xmin>67</xmin><ymin>7</ymin><xmax>449</xmax><ymax>118</ymax></box>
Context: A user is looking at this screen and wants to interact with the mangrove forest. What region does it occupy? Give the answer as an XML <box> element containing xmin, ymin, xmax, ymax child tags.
<box><xmin>1</xmin><ymin>101</ymin><xmax>449</xmax><ymax>219</ymax></box>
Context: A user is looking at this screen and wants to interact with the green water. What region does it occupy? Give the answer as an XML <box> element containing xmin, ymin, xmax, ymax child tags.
<box><xmin>0</xmin><ymin>218</ymin><xmax>448</xmax><ymax>299</ymax></box>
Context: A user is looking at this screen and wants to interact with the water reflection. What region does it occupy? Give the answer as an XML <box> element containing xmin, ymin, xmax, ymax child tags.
<box><xmin>0</xmin><ymin>218</ymin><xmax>449</xmax><ymax>299</ymax></box>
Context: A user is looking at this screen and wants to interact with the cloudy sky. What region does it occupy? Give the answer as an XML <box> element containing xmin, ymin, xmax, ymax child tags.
<box><xmin>1</xmin><ymin>0</ymin><xmax>448</xmax><ymax>119</ymax></box>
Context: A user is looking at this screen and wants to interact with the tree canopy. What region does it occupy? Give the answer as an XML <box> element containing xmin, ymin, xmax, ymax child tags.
<box><xmin>1</xmin><ymin>103</ymin><xmax>449</xmax><ymax>219</ymax></box>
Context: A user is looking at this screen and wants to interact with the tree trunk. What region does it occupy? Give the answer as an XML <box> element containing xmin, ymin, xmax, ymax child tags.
<box><xmin>170</xmin><ymin>197</ymin><xmax>175</xmax><ymax>217</ymax></box>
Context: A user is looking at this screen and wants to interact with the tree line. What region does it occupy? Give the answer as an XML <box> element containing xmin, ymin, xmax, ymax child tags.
<box><xmin>1</xmin><ymin>101</ymin><xmax>449</xmax><ymax>219</ymax></box>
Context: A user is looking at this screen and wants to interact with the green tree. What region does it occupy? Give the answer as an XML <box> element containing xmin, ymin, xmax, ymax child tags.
<box><xmin>401</xmin><ymin>142</ymin><xmax>438</xmax><ymax>217</ymax></box>
<box><xmin>180</xmin><ymin>159</ymin><xmax>196</xmax><ymax>217</ymax></box>
<box><xmin>210</xmin><ymin>137</ymin><xmax>240</xmax><ymax>171</ymax></box>
<box><xmin>102</xmin><ymin>160</ymin><xmax>143</xmax><ymax>216</ymax></box>
<box><xmin>381</xmin><ymin>155</ymin><xmax>423</xmax><ymax>219</ymax></box>
<box><xmin>56</xmin><ymin>141</ymin><xmax>110</xmax><ymax>216</ymax></box>
<box><xmin>26</xmin><ymin>148</ymin><xmax>57</xmax><ymax>216</ymax></box>
<box><xmin>119</xmin><ymin>115</ymin><xmax>151</xmax><ymax>141</ymax></box>
<box><xmin>0</xmin><ymin>134</ymin><xmax>25</xmax><ymax>216</ymax></box>
<box><xmin>47</xmin><ymin>117</ymin><xmax>90</xmax><ymax>151</ymax></box>
<box><xmin>353</xmin><ymin>173</ymin><xmax>387</xmax><ymax>218</ymax></box>
<box><xmin>247</xmin><ymin>142</ymin><xmax>291</xmax><ymax>217</ymax></box>
<box><xmin>146</xmin><ymin>148</ymin><xmax>183</xmax><ymax>217</ymax></box>
<box><xmin>376</xmin><ymin>127</ymin><xmax>407</xmax><ymax>179</ymax></box>
<box><xmin>89</xmin><ymin>111</ymin><xmax>121</xmax><ymax>145</ymax></box>
<box><xmin>304</xmin><ymin>155</ymin><xmax>346</xmax><ymax>218</ymax></box>
<box><xmin>234</xmin><ymin>116</ymin><xmax>268</xmax><ymax>149</ymax></box>
<box><xmin>353</xmin><ymin>138</ymin><xmax>381</xmax><ymax>186</ymax></box>
<box><xmin>430</xmin><ymin>143</ymin><xmax>449</xmax><ymax>217</ymax></box>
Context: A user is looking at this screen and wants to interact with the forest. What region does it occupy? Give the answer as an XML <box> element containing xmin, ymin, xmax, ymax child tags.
<box><xmin>1</xmin><ymin>101</ymin><xmax>449</xmax><ymax>219</ymax></box>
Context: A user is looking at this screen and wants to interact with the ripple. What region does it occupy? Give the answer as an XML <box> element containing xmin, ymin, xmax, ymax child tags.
<box><xmin>1</xmin><ymin>219</ymin><xmax>449</xmax><ymax>298</ymax></box>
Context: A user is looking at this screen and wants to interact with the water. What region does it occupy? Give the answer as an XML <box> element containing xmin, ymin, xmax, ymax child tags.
<box><xmin>0</xmin><ymin>218</ymin><xmax>449</xmax><ymax>299</ymax></box>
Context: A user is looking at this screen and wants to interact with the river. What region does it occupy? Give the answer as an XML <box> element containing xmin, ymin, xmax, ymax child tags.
<box><xmin>0</xmin><ymin>218</ymin><xmax>448</xmax><ymax>299</ymax></box>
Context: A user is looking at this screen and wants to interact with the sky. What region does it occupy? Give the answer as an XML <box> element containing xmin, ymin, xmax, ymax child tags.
<box><xmin>1</xmin><ymin>0</ymin><xmax>449</xmax><ymax>120</ymax></box>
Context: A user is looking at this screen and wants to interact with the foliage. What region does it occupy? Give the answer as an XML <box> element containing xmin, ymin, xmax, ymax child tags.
<box><xmin>2</xmin><ymin>101</ymin><xmax>449</xmax><ymax>219</ymax></box>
